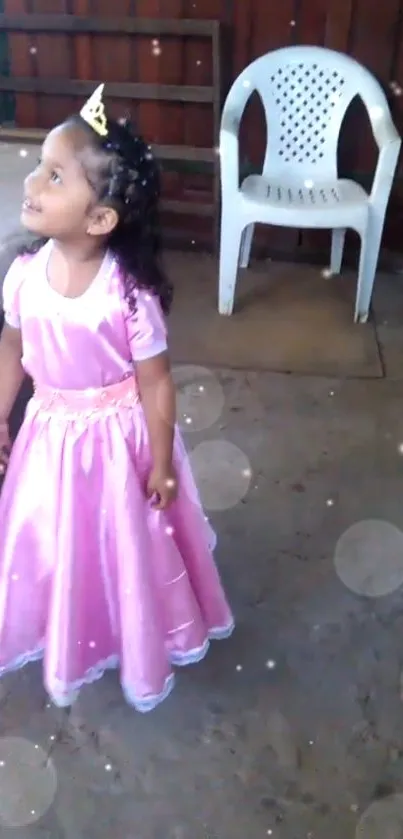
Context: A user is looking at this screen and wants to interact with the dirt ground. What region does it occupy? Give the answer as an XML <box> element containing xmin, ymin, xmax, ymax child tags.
<box><xmin>1</xmin><ymin>144</ymin><xmax>403</xmax><ymax>838</ymax></box>
<box><xmin>2</xmin><ymin>370</ymin><xmax>403</xmax><ymax>839</ymax></box>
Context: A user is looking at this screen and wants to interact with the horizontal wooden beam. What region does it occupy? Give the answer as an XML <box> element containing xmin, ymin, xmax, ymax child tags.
<box><xmin>0</xmin><ymin>14</ymin><xmax>218</xmax><ymax>37</ymax></box>
<box><xmin>0</xmin><ymin>127</ymin><xmax>216</xmax><ymax>164</ymax></box>
<box><xmin>0</xmin><ymin>77</ymin><xmax>213</xmax><ymax>103</ymax></box>
<box><xmin>160</xmin><ymin>200</ymin><xmax>214</xmax><ymax>217</ymax></box>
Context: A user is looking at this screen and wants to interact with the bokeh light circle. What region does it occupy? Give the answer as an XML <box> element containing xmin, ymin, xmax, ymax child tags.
<box><xmin>356</xmin><ymin>794</ymin><xmax>403</xmax><ymax>837</ymax></box>
<box><xmin>0</xmin><ymin>737</ymin><xmax>57</xmax><ymax>827</ymax></box>
<box><xmin>188</xmin><ymin>440</ymin><xmax>252</xmax><ymax>511</ymax></box>
<box><xmin>334</xmin><ymin>519</ymin><xmax>403</xmax><ymax>597</ymax></box>
<box><xmin>172</xmin><ymin>365</ymin><xmax>225</xmax><ymax>433</ymax></box>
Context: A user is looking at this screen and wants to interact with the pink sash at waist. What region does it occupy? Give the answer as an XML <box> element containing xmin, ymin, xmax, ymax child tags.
<box><xmin>31</xmin><ymin>375</ymin><xmax>140</xmax><ymax>419</ymax></box>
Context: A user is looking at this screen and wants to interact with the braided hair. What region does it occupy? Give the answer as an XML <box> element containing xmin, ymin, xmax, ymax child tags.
<box><xmin>19</xmin><ymin>114</ymin><xmax>173</xmax><ymax>316</ymax></box>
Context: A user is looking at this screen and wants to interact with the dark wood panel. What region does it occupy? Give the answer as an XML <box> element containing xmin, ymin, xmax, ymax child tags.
<box><xmin>136</xmin><ymin>0</ymin><xmax>184</xmax><ymax>197</ymax></box>
<box><xmin>31</xmin><ymin>0</ymin><xmax>74</xmax><ymax>131</ymax></box>
<box><xmin>0</xmin><ymin>13</ymin><xmax>219</xmax><ymax>36</ymax></box>
<box><xmin>0</xmin><ymin>76</ymin><xmax>214</xmax><ymax>102</ymax></box>
<box><xmin>91</xmin><ymin>0</ymin><xmax>134</xmax><ymax>86</ymax></box>
<box><xmin>297</xmin><ymin>0</ymin><xmax>327</xmax><ymax>46</ymax></box>
<box><xmin>4</xmin><ymin>0</ymin><xmax>37</xmax><ymax>127</ymax></box>
<box><xmin>324</xmin><ymin>0</ymin><xmax>353</xmax><ymax>52</ymax></box>
<box><xmin>71</xmin><ymin>0</ymin><xmax>92</xmax><ymax>80</ymax></box>
<box><xmin>0</xmin><ymin>127</ymin><xmax>217</xmax><ymax>163</ymax></box>
<box><xmin>350</xmin><ymin>0</ymin><xmax>399</xmax><ymax>79</ymax></box>
<box><xmin>250</xmin><ymin>0</ymin><xmax>297</xmax><ymax>56</ymax></box>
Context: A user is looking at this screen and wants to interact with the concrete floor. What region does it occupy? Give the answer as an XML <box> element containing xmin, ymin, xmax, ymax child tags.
<box><xmin>1</xmin><ymin>144</ymin><xmax>403</xmax><ymax>838</ymax></box>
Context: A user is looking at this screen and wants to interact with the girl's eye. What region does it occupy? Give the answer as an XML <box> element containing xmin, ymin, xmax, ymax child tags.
<box><xmin>50</xmin><ymin>171</ymin><xmax>62</xmax><ymax>184</ymax></box>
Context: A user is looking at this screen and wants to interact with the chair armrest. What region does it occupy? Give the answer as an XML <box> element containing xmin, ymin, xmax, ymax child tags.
<box><xmin>368</xmin><ymin>108</ymin><xmax>401</xmax><ymax>207</ymax></box>
<box><xmin>219</xmin><ymin>110</ymin><xmax>241</xmax><ymax>195</ymax></box>
<box><xmin>368</xmin><ymin>105</ymin><xmax>400</xmax><ymax>151</ymax></box>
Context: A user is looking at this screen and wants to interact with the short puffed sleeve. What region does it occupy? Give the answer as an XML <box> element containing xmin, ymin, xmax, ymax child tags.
<box><xmin>2</xmin><ymin>256</ymin><xmax>26</xmax><ymax>329</ymax></box>
<box><xmin>125</xmin><ymin>288</ymin><xmax>168</xmax><ymax>362</ymax></box>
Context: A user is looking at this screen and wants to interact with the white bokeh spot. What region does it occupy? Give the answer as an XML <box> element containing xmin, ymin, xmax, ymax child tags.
<box><xmin>334</xmin><ymin>519</ymin><xmax>403</xmax><ymax>597</ymax></box>
<box><xmin>356</xmin><ymin>794</ymin><xmax>403</xmax><ymax>837</ymax></box>
<box><xmin>188</xmin><ymin>440</ymin><xmax>252</xmax><ymax>511</ymax></box>
<box><xmin>172</xmin><ymin>365</ymin><xmax>225</xmax><ymax>433</ymax></box>
<box><xmin>0</xmin><ymin>737</ymin><xmax>57</xmax><ymax>827</ymax></box>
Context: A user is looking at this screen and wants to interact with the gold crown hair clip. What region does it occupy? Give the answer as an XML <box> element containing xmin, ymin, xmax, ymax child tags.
<box><xmin>80</xmin><ymin>84</ymin><xmax>108</xmax><ymax>138</ymax></box>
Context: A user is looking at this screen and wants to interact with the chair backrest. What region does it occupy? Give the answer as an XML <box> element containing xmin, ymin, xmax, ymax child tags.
<box><xmin>222</xmin><ymin>45</ymin><xmax>390</xmax><ymax>182</ymax></box>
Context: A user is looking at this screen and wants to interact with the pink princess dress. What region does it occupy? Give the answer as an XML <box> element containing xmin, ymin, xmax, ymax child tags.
<box><xmin>0</xmin><ymin>240</ymin><xmax>234</xmax><ymax>711</ymax></box>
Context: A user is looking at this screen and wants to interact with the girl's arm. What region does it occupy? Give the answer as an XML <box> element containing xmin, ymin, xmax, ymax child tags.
<box><xmin>136</xmin><ymin>350</ymin><xmax>176</xmax><ymax>470</ymax></box>
<box><xmin>0</xmin><ymin>324</ymin><xmax>24</xmax><ymax>422</ymax></box>
<box><xmin>126</xmin><ymin>286</ymin><xmax>176</xmax><ymax>508</ymax></box>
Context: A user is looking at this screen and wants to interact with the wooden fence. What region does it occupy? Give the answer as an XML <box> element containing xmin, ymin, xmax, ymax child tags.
<box><xmin>1</xmin><ymin>0</ymin><xmax>403</xmax><ymax>259</ymax></box>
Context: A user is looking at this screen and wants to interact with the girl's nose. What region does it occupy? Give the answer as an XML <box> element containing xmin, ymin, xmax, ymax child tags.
<box><xmin>24</xmin><ymin>170</ymin><xmax>39</xmax><ymax>199</ymax></box>
<box><xmin>24</xmin><ymin>171</ymin><xmax>34</xmax><ymax>190</ymax></box>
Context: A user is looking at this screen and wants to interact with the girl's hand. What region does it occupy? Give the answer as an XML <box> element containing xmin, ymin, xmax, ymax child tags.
<box><xmin>0</xmin><ymin>422</ymin><xmax>11</xmax><ymax>475</ymax></box>
<box><xmin>146</xmin><ymin>465</ymin><xmax>178</xmax><ymax>510</ymax></box>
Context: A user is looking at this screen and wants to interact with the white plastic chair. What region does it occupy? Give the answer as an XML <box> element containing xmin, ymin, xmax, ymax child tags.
<box><xmin>219</xmin><ymin>45</ymin><xmax>401</xmax><ymax>322</ymax></box>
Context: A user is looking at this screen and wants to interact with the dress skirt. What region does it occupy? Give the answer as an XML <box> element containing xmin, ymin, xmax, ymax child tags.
<box><xmin>0</xmin><ymin>376</ymin><xmax>234</xmax><ymax>711</ymax></box>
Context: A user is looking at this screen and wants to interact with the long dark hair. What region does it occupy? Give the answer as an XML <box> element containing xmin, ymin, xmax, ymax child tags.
<box><xmin>19</xmin><ymin>115</ymin><xmax>173</xmax><ymax>316</ymax></box>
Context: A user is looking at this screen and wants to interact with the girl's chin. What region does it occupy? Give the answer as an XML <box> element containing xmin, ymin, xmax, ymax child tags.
<box><xmin>20</xmin><ymin>209</ymin><xmax>45</xmax><ymax>233</ymax></box>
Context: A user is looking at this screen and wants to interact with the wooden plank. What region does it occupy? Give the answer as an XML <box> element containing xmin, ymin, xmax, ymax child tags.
<box><xmin>324</xmin><ymin>0</ymin><xmax>354</xmax><ymax>52</ymax></box>
<box><xmin>0</xmin><ymin>76</ymin><xmax>214</xmax><ymax>103</ymax></box>
<box><xmin>135</xmin><ymin>0</ymin><xmax>164</xmax><ymax>153</ymax></box>
<box><xmin>139</xmin><ymin>0</ymin><xmax>185</xmax><ymax>196</ymax></box>
<box><xmin>4</xmin><ymin>0</ymin><xmax>38</xmax><ymax>128</ymax></box>
<box><xmin>250</xmin><ymin>0</ymin><xmax>297</xmax><ymax>55</ymax></box>
<box><xmin>0</xmin><ymin>14</ymin><xmax>218</xmax><ymax>37</ymax></box>
<box><xmin>72</xmin><ymin>0</ymin><xmax>92</xmax><ymax>81</ymax></box>
<box><xmin>297</xmin><ymin>0</ymin><xmax>327</xmax><ymax>46</ymax></box>
<box><xmin>160</xmin><ymin>199</ymin><xmax>214</xmax><ymax>217</ymax></box>
<box><xmin>344</xmin><ymin>0</ymin><xmax>399</xmax><ymax>179</ymax></box>
<box><xmin>188</xmin><ymin>0</ymin><xmax>229</xmax><ymax>20</ymax></box>
<box><xmin>232</xmin><ymin>0</ymin><xmax>252</xmax><ymax>76</ymax></box>
<box><xmin>183</xmin><ymin>40</ymin><xmax>214</xmax><ymax>151</ymax></box>
<box><xmin>89</xmin><ymin>0</ymin><xmax>138</xmax><ymax>124</ymax></box>
<box><xmin>32</xmin><ymin>0</ymin><xmax>75</xmax><ymax>130</ymax></box>
<box><xmin>351</xmin><ymin>0</ymin><xmax>400</xmax><ymax>79</ymax></box>
<box><xmin>388</xmin><ymin>0</ymin><xmax>403</xmax><ymax>174</ymax></box>
<box><xmin>0</xmin><ymin>127</ymin><xmax>216</xmax><ymax>162</ymax></box>
<box><xmin>91</xmin><ymin>1</ymin><xmax>134</xmax><ymax>86</ymax></box>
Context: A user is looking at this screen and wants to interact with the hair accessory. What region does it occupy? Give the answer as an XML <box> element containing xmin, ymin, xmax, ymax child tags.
<box><xmin>80</xmin><ymin>84</ymin><xmax>108</xmax><ymax>138</ymax></box>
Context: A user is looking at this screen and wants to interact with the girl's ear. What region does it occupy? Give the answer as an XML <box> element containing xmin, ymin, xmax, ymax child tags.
<box><xmin>87</xmin><ymin>206</ymin><xmax>118</xmax><ymax>237</ymax></box>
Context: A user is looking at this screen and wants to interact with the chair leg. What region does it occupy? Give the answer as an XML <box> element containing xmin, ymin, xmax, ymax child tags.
<box><xmin>239</xmin><ymin>223</ymin><xmax>255</xmax><ymax>269</ymax></box>
<box><xmin>218</xmin><ymin>218</ymin><xmax>243</xmax><ymax>315</ymax></box>
<box><xmin>330</xmin><ymin>228</ymin><xmax>346</xmax><ymax>274</ymax></box>
<box><xmin>354</xmin><ymin>222</ymin><xmax>383</xmax><ymax>323</ymax></box>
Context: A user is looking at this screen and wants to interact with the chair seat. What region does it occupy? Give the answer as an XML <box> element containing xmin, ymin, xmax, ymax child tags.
<box><xmin>240</xmin><ymin>174</ymin><xmax>369</xmax><ymax>228</ymax></box>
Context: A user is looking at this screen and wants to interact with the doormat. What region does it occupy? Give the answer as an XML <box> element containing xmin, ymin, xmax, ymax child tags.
<box><xmin>167</xmin><ymin>252</ymin><xmax>383</xmax><ymax>378</ymax></box>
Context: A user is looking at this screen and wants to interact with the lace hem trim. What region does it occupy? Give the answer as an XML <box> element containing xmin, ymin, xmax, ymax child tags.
<box><xmin>0</xmin><ymin>622</ymin><xmax>234</xmax><ymax>713</ymax></box>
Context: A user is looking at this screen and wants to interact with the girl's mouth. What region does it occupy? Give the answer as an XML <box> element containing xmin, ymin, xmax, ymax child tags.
<box><xmin>22</xmin><ymin>198</ymin><xmax>41</xmax><ymax>213</ymax></box>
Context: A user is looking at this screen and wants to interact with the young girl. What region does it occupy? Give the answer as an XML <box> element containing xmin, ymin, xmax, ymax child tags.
<box><xmin>0</xmin><ymin>85</ymin><xmax>234</xmax><ymax>712</ymax></box>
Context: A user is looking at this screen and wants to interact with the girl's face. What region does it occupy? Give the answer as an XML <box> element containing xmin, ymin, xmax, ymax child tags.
<box><xmin>21</xmin><ymin>124</ymin><xmax>117</xmax><ymax>243</ymax></box>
